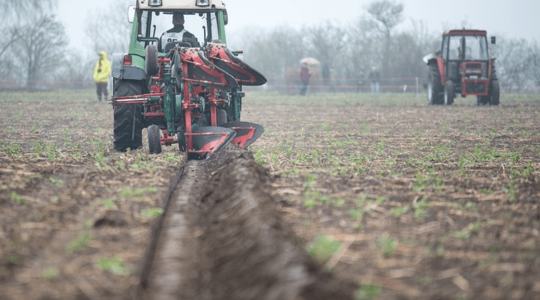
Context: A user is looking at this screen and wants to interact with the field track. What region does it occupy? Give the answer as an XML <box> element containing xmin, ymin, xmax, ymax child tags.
<box><xmin>138</xmin><ymin>147</ymin><xmax>356</xmax><ymax>300</ymax></box>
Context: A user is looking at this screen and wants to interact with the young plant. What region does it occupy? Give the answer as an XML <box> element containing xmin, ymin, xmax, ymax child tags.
<box><xmin>141</xmin><ymin>207</ymin><xmax>164</xmax><ymax>218</ymax></box>
<box><xmin>355</xmin><ymin>284</ymin><xmax>382</xmax><ymax>300</ymax></box>
<box><xmin>413</xmin><ymin>196</ymin><xmax>430</xmax><ymax>218</ymax></box>
<box><xmin>96</xmin><ymin>256</ymin><xmax>130</xmax><ymax>276</ymax></box>
<box><xmin>42</xmin><ymin>267</ymin><xmax>59</xmax><ymax>280</ymax></box>
<box><xmin>378</xmin><ymin>235</ymin><xmax>398</xmax><ymax>257</ymax></box>
<box><xmin>65</xmin><ymin>231</ymin><xmax>94</xmax><ymax>253</ymax></box>
<box><xmin>306</xmin><ymin>235</ymin><xmax>342</xmax><ymax>262</ymax></box>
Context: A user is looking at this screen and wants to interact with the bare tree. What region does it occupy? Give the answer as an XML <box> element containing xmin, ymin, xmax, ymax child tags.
<box><xmin>12</xmin><ymin>15</ymin><xmax>68</xmax><ymax>87</ymax></box>
<box><xmin>84</xmin><ymin>0</ymin><xmax>133</xmax><ymax>55</ymax></box>
<box><xmin>365</xmin><ymin>0</ymin><xmax>404</xmax><ymax>77</ymax></box>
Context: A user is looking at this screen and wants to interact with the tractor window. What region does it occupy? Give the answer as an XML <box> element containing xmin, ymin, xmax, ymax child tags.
<box><xmin>448</xmin><ymin>36</ymin><xmax>463</xmax><ymax>60</ymax></box>
<box><xmin>464</xmin><ymin>35</ymin><xmax>488</xmax><ymax>60</ymax></box>
<box><xmin>203</xmin><ymin>12</ymin><xmax>220</xmax><ymax>43</ymax></box>
<box><xmin>442</xmin><ymin>36</ymin><xmax>449</xmax><ymax>60</ymax></box>
<box><xmin>139</xmin><ymin>11</ymin><xmax>212</xmax><ymax>50</ymax></box>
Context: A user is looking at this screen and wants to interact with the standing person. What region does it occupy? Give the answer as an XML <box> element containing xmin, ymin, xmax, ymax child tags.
<box><xmin>93</xmin><ymin>51</ymin><xmax>111</xmax><ymax>103</ymax></box>
<box><xmin>368</xmin><ymin>66</ymin><xmax>380</xmax><ymax>94</ymax></box>
<box><xmin>299</xmin><ymin>62</ymin><xmax>311</xmax><ymax>96</ymax></box>
<box><xmin>322</xmin><ymin>64</ymin><xmax>335</xmax><ymax>93</ymax></box>
<box><xmin>356</xmin><ymin>69</ymin><xmax>365</xmax><ymax>93</ymax></box>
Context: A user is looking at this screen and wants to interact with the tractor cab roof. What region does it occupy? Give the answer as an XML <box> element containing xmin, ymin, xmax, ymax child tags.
<box><xmin>137</xmin><ymin>0</ymin><xmax>225</xmax><ymax>10</ymax></box>
<box><xmin>443</xmin><ymin>29</ymin><xmax>487</xmax><ymax>36</ymax></box>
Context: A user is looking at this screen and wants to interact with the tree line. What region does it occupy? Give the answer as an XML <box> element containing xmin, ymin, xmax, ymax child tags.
<box><xmin>0</xmin><ymin>0</ymin><xmax>538</xmax><ymax>94</ymax></box>
<box><xmin>241</xmin><ymin>1</ymin><xmax>540</xmax><ymax>94</ymax></box>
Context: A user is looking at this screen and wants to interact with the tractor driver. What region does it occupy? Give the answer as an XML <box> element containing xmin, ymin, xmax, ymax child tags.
<box><xmin>160</xmin><ymin>12</ymin><xmax>200</xmax><ymax>51</ymax></box>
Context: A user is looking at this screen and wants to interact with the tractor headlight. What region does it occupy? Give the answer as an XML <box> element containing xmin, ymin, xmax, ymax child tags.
<box><xmin>148</xmin><ymin>0</ymin><xmax>162</xmax><ymax>7</ymax></box>
<box><xmin>196</xmin><ymin>0</ymin><xmax>210</xmax><ymax>7</ymax></box>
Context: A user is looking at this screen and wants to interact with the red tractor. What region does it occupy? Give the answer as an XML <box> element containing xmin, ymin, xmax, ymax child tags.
<box><xmin>424</xmin><ymin>29</ymin><xmax>499</xmax><ymax>105</ymax></box>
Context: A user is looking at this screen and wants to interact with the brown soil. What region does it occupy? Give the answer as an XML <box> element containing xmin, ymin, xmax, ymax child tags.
<box><xmin>1</xmin><ymin>90</ymin><xmax>539</xmax><ymax>300</ymax></box>
<box><xmin>144</xmin><ymin>147</ymin><xmax>356</xmax><ymax>300</ymax></box>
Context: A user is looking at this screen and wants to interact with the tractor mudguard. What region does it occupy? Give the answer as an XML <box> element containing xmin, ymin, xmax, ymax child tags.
<box><xmin>221</xmin><ymin>121</ymin><xmax>264</xmax><ymax>148</ymax></box>
<box><xmin>206</xmin><ymin>43</ymin><xmax>267</xmax><ymax>86</ymax></box>
<box><xmin>181</xmin><ymin>48</ymin><xmax>238</xmax><ymax>90</ymax></box>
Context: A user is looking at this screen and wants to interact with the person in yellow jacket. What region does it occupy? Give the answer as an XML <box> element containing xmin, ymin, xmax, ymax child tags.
<box><xmin>93</xmin><ymin>51</ymin><xmax>111</xmax><ymax>102</ymax></box>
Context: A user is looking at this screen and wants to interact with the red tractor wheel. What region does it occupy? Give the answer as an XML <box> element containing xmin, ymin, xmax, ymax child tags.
<box><xmin>444</xmin><ymin>81</ymin><xmax>455</xmax><ymax>105</ymax></box>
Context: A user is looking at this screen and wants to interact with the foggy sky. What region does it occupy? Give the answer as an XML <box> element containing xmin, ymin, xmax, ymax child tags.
<box><xmin>58</xmin><ymin>0</ymin><xmax>539</xmax><ymax>53</ymax></box>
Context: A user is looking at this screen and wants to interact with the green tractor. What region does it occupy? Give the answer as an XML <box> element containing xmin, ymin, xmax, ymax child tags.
<box><xmin>110</xmin><ymin>0</ymin><xmax>266</xmax><ymax>159</ymax></box>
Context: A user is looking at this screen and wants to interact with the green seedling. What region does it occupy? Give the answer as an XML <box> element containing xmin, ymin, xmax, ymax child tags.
<box><xmin>141</xmin><ymin>207</ymin><xmax>164</xmax><ymax>218</ymax></box>
<box><xmin>413</xmin><ymin>196</ymin><xmax>429</xmax><ymax>218</ymax></box>
<box><xmin>103</xmin><ymin>199</ymin><xmax>116</xmax><ymax>209</ymax></box>
<box><xmin>306</xmin><ymin>235</ymin><xmax>342</xmax><ymax>262</ymax></box>
<box><xmin>378</xmin><ymin>235</ymin><xmax>398</xmax><ymax>257</ymax></box>
<box><xmin>5</xmin><ymin>254</ymin><xmax>19</xmax><ymax>264</ymax></box>
<box><xmin>49</xmin><ymin>177</ymin><xmax>64</xmax><ymax>186</ymax></box>
<box><xmin>455</xmin><ymin>221</ymin><xmax>482</xmax><ymax>239</ymax></box>
<box><xmin>96</xmin><ymin>256</ymin><xmax>130</xmax><ymax>276</ymax></box>
<box><xmin>65</xmin><ymin>231</ymin><xmax>94</xmax><ymax>253</ymax></box>
<box><xmin>120</xmin><ymin>186</ymin><xmax>158</xmax><ymax>202</ymax></box>
<box><xmin>503</xmin><ymin>181</ymin><xmax>519</xmax><ymax>202</ymax></box>
<box><xmin>354</xmin><ymin>284</ymin><xmax>381</xmax><ymax>300</ymax></box>
<box><xmin>10</xmin><ymin>192</ymin><xmax>25</xmax><ymax>204</ymax></box>
<box><xmin>42</xmin><ymin>267</ymin><xmax>59</xmax><ymax>280</ymax></box>
<box><xmin>391</xmin><ymin>206</ymin><xmax>409</xmax><ymax>217</ymax></box>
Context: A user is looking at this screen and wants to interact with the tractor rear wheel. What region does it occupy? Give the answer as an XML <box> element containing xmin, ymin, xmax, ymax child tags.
<box><xmin>427</xmin><ymin>64</ymin><xmax>443</xmax><ymax>105</ymax></box>
<box><xmin>444</xmin><ymin>81</ymin><xmax>455</xmax><ymax>105</ymax></box>
<box><xmin>113</xmin><ymin>80</ymin><xmax>144</xmax><ymax>152</ymax></box>
<box><xmin>217</xmin><ymin>109</ymin><xmax>227</xmax><ymax>125</ymax></box>
<box><xmin>147</xmin><ymin>125</ymin><xmax>162</xmax><ymax>154</ymax></box>
<box><xmin>489</xmin><ymin>80</ymin><xmax>500</xmax><ymax>105</ymax></box>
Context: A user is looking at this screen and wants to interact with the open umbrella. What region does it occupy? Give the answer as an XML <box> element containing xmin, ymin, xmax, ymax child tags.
<box><xmin>299</xmin><ymin>57</ymin><xmax>320</xmax><ymax>65</ymax></box>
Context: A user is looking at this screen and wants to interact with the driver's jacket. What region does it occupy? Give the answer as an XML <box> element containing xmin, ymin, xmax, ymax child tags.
<box><xmin>160</xmin><ymin>25</ymin><xmax>199</xmax><ymax>50</ymax></box>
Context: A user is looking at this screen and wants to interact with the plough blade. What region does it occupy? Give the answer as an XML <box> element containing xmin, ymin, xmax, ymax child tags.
<box><xmin>207</xmin><ymin>43</ymin><xmax>267</xmax><ymax>86</ymax></box>
<box><xmin>191</xmin><ymin>126</ymin><xmax>236</xmax><ymax>158</ymax></box>
<box><xmin>181</xmin><ymin>49</ymin><xmax>238</xmax><ymax>90</ymax></box>
<box><xmin>221</xmin><ymin>122</ymin><xmax>264</xmax><ymax>148</ymax></box>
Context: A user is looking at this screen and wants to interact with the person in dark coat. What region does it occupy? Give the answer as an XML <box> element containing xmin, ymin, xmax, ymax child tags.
<box><xmin>299</xmin><ymin>62</ymin><xmax>311</xmax><ymax>96</ymax></box>
<box><xmin>368</xmin><ymin>67</ymin><xmax>380</xmax><ymax>94</ymax></box>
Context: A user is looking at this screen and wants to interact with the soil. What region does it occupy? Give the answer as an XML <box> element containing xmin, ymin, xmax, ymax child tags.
<box><xmin>0</xmin><ymin>90</ymin><xmax>539</xmax><ymax>300</ymax></box>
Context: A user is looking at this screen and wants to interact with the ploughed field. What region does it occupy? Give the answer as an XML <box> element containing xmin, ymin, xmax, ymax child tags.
<box><xmin>0</xmin><ymin>90</ymin><xmax>539</xmax><ymax>299</ymax></box>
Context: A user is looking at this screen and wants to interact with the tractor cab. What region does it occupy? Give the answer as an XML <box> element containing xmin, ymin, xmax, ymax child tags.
<box><xmin>128</xmin><ymin>0</ymin><xmax>228</xmax><ymax>56</ymax></box>
<box><xmin>441</xmin><ymin>30</ymin><xmax>491</xmax><ymax>94</ymax></box>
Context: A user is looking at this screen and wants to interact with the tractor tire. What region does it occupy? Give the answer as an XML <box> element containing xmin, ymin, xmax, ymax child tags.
<box><xmin>444</xmin><ymin>81</ymin><xmax>455</xmax><ymax>105</ymax></box>
<box><xmin>477</xmin><ymin>96</ymin><xmax>487</xmax><ymax>106</ymax></box>
<box><xmin>147</xmin><ymin>125</ymin><xmax>162</xmax><ymax>154</ymax></box>
<box><xmin>113</xmin><ymin>80</ymin><xmax>144</xmax><ymax>152</ymax></box>
<box><xmin>427</xmin><ymin>64</ymin><xmax>443</xmax><ymax>105</ymax></box>
<box><xmin>217</xmin><ymin>109</ymin><xmax>227</xmax><ymax>125</ymax></box>
<box><xmin>145</xmin><ymin>45</ymin><xmax>159</xmax><ymax>77</ymax></box>
<box><xmin>177</xmin><ymin>126</ymin><xmax>186</xmax><ymax>152</ymax></box>
<box><xmin>489</xmin><ymin>80</ymin><xmax>500</xmax><ymax>105</ymax></box>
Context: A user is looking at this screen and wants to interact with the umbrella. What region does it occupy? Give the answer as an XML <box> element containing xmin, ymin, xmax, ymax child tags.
<box><xmin>300</xmin><ymin>57</ymin><xmax>320</xmax><ymax>65</ymax></box>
